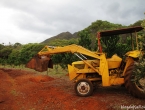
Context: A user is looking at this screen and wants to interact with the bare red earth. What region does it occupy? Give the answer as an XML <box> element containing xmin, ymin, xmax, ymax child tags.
<box><xmin>0</xmin><ymin>68</ymin><xmax>145</xmax><ymax>110</ymax></box>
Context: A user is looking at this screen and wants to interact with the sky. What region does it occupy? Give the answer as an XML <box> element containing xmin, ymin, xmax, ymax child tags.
<box><xmin>0</xmin><ymin>0</ymin><xmax>145</xmax><ymax>45</ymax></box>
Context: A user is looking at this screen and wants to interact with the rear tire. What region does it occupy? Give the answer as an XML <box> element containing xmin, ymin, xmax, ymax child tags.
<box><xmin>124</xmin><ymin>63</ymin><xmax>145</xmax><ymax>98</ymax></box>
<box><xmin>74</xmin><ymin>79</ymin><xmax>93</xmax><ymax>97</ymax></box>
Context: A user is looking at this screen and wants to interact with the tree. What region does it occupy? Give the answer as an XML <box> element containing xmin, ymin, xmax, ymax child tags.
<box><xmin>0</xmin><ymin>47</ymin><xmax>13</xmax><ymax>58</ymax></box>
<box><xmin>51</xmin><ymin>52</ymin><xmax>79</xmax><ymax>71</ymax></box>
<box><xmin>13</xmin><ymin>42</ymin><xmax>22</xmax><ymax>48</ymax></box>
<box><xmin>47</xmin><ymin>38</ymin><xmax>78</xmax><ymax>46</ymax></box>
<box><xmin>8</xmin><ymin>50</ymin><xmax>21</xmax><ymax>67</ymax></box>
<box><xmin>101</xmin><ymin>35</ymin><xmax>120</xmax><ymax>57</ymax></box>
<box><xmin>132</xmin><ymin>15</ymin><xmax>145</xmax><ymax>86</ymax></box>
<box><xmin>19</xmin><ymin>43</ymin><xmax>45</xmax><ymax>64</ymax></box>
<box><xmin>51</xmin><ymin>54</ymin><xmax>62</xmax><ymax>72</ymax></box>
<box><xmin>0</xmin><ymin>46</ymin><xmax>13</xmax><ymax>66</ymax></box>
<box><xmin>131</xmin><ymin>20</ymin><xmax>143</xmax><ymax>26</ymax></box>
<box><xmin>78</xmin><ymin>30</ymin><xmax>91</xmax><ymax>50</ymax></box>
<box><xmin>0</xmin><ymin>44</ymin><xmax>4</xmax><ymax>50</ymax></box>
<box><xmin>80</xmin><ymin>20</ymin><xmax>125</xmax><ymax>50</ymax></box>
<box><xmin>141</xmin><ymin>13</ymin><xmax>145</xmax><ymax>29</ymax></box>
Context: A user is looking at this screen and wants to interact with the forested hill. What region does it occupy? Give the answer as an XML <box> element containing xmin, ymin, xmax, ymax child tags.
<box><xmin>41</xmin><ymin>20</ymin><xmax>143</xmax><ymax>45</ymax></box>
<box><xmin>41</xmin><ymin>32</ymin><xmax>78</xmax><ymax>44</ymax></box>
<box><xmin>0</xmin><ymin>19</ymin><xmax>144</xmax><ymax>67</ymax></box>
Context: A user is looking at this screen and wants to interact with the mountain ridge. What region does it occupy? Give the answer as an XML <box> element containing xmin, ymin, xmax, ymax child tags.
<box><xmin>41</xmin><ymin>20</ymin><xmax>143</xmax><ymax>45</ymax></box>
<box><xmin>41</xmin><ymin>32</ymin><xmax>78</xmax><ymax>44</ymax></box>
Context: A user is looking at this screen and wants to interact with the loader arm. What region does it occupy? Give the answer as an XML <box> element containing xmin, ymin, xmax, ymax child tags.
<box><xmin>26</xmin><ymin>44</ymin><xmax>102</xmax><ymax>72</ymax></box>
<box><xmin>38</xmin><ymin>44</ymin><xmax>101</xmax><ymax>59</ymax></box>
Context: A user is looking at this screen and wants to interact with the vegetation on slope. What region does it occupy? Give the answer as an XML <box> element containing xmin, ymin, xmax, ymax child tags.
<box><xmin>0</xmin><ymin>19</ymin><xmax>144</xmax><ymax>69</ymax></box>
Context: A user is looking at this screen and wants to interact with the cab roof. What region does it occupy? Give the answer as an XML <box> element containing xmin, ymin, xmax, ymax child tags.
<box><xmin>99</xmin><ymin>26</ymin><xmax>143</xmax><ymax>37</ymax></box>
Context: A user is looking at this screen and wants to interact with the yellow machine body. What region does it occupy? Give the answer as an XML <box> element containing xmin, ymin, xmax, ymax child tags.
<box><xmin>25</xmin><ymin>26</ymin><xmax>145</xmax><ymax>98</ymax></box>
<box><xmin>26</xmin><ymin>44</ymin><xmax>142</xmax><ymax>87</ymax></box>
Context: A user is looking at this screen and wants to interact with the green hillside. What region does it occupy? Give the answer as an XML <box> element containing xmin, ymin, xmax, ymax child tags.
<box><xmin>40</xmin><ymin>20</ymin><xmax>143</xmax><ymax>47</ymax></box>
<box><xmin>41</xmin><ymin>32</ymin><xmax>78</xmax><ymax>45</ymax></box>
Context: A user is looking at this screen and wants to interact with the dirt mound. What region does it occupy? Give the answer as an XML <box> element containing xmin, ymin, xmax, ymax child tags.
<box><xmin>29</xmin><ymin>75</ymin><xmax>54</xmax><ymax>83</ymax></box>
<box><xmin>0</xmin><ymin>68</ymin><xmax>33</xmax><ymax>78</ymax></box>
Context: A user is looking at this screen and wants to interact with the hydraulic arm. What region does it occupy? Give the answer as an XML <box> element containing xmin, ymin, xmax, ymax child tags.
<box><xmin>26</xmin><ymin>44</ymin><xmax>102</xmax><ymax>72</ymax></box>
<box><xmin>38</xmin><ymin>44</ymin><xmax>101</xmax><ymax>59</ymax></box>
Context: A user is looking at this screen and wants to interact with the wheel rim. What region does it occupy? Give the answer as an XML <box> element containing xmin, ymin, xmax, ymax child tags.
<box><xmin>77</xmin><ymin>82</ymin><xmax>90</xmax><ymax>95</ymax></box>
<box><xmin>136</xmin><ymin>78</ymin><xmax>145</xmax><ymax>91</ymax></box>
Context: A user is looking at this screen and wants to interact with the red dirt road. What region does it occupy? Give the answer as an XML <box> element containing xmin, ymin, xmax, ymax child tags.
<box><xmin>0</xmin><ymin>68</ymin><xmax>145</xmax><ymax>110</ymax></box>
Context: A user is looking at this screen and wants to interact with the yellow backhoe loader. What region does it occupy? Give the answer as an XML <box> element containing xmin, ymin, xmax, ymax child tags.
<box><xmin>26</xmin><ymin>26</ymin><xmax>145</xmax><ymax>98</ymax></box>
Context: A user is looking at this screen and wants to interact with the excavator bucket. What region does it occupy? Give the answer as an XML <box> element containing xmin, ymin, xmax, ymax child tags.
<box><xmin>25</xmin><ymin>55</ymin><xmax>53</xmax><ymax>72</ymax></box>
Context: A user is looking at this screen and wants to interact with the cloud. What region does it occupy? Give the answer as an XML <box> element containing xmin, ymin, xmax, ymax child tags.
<box><xmin>0</xmin><ymin>0</ymin><xmax>145</xmax><ymax>44</ymax></box>
<box><xmin>104</xmin><ymin>0</ymin><xmax>145</xmax><ymax>24</ymax></box>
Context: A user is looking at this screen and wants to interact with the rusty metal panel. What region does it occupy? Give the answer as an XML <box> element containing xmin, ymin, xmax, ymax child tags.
<box><xmin>25</xmin><ymin>55</ymin><xmax>51</xmax><ymax>72</ymax></box>
<box><xmin>99</xmin><ymin>26</ymin><xmax>143</xmax><ymax>37</ymax></box>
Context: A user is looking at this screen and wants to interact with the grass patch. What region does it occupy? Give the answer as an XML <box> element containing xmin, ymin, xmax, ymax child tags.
<box><xmin>37</xmin><ymin>65</ymin><xmax>68</xmax><ymax>78</ymax></box>
<box><xmin>0</xmin><ymin>64</ymin><xmax>68</xmax><ymax>78</ymax></box>
<box><xmin>10</xmin><ymin>89</ymin><xmax>18</xmax><ymax>96</ymax></box>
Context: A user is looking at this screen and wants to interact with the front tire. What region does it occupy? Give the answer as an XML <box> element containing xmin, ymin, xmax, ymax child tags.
<box><xmin>74</xmin><ymin>79</ymin><xmax>93</xmax><ymax>97</ymax></box>
<box><xmin>124</xmin><ymin>63</ymin><xmax>145</xmax><ymax>98</ymax></box>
